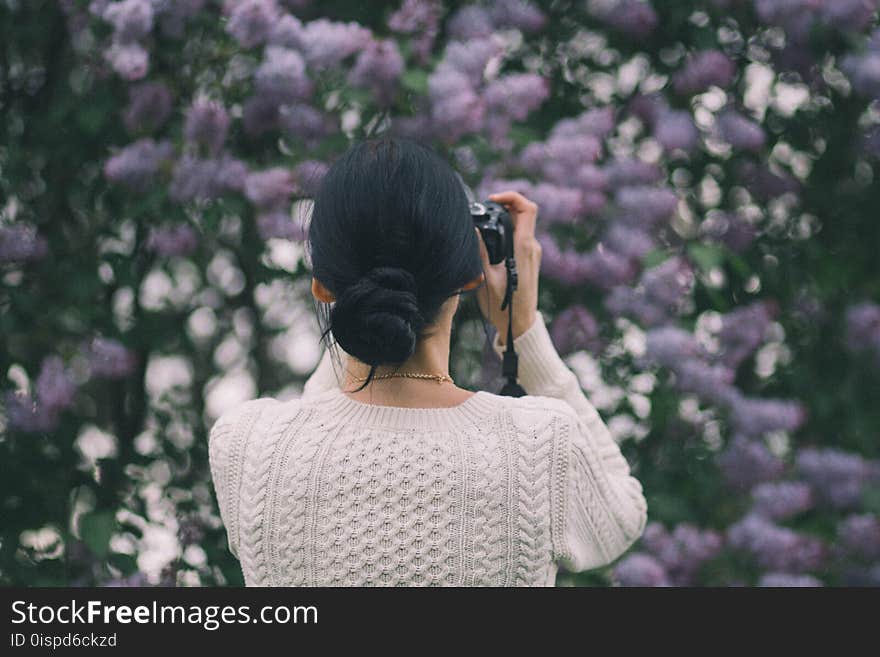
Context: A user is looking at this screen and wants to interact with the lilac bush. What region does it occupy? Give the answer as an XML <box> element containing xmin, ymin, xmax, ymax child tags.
<box><xmin>2</xmin><ymin>0</ymin><xmax>879</xmax><ymax>586</ymax></box>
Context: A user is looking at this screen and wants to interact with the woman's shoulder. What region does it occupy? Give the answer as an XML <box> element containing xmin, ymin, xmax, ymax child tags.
<box><xmin>208</xmin><ymin>396</ymin><xmax>285</xmax><ymax>446</ymax></box>
<box><xmin>477</xmin><ymin>390</ymin><xmax>580</xmax><ymax>431</ymax></box>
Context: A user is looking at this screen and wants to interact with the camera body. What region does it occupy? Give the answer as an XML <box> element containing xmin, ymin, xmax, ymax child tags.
<box><xmin>470</xmin><ymin>200</ymin><xmax>513</xmax><ymax>265</ymax></box>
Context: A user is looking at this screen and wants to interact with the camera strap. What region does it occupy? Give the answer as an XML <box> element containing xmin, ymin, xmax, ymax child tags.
<box><xmin>498</xmin><ymin>216</ymin><xmax>526</xmax><ymax>398</ymax></box>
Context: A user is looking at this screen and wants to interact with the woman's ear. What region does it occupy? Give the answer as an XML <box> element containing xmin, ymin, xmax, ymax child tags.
<box><xmin>311</xmin><ymin>277</ymin><xmax>336</xmax><ymax>303</ymax></box>
<box><xmin>460</xmin><ymin>272</ymin><xmax>485</xmax><ymax>292</ymax></box>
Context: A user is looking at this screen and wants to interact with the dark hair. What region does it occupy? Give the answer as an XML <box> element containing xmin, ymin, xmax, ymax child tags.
<box><xmin>307</xmin><ymin>136</ymin><xmax>484</xmax><ymax>390</ymax></box>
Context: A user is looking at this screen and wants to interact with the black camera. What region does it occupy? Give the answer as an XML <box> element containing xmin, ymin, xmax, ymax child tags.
<box><xmin>470</xmin><ymin>200</ymin><xmax>513</xmax><ymax>266</ymax></box>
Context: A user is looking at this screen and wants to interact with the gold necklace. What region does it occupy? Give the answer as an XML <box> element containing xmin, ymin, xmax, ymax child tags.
<box><xmin>350</xmin><ymin>371</ymin><xmax>454</xmax><ymax>385</ymax></box>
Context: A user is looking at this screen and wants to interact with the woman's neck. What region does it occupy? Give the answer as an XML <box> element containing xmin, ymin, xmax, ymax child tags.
<box><xmin>340</xmin><ymin>320</ymin><xmax>475</xmax><ymax>408</ymax></box>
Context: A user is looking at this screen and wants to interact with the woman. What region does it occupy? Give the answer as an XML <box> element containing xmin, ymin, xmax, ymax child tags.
<box><xmin>208</xmin><ymin>136</ymin><xmax>647</xmax><ymax>586</ymax></box>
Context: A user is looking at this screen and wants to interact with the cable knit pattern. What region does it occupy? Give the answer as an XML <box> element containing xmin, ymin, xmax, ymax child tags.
<box><xmin>208</xmin><ymin>311</ymin><xmax>647</xmax><ymax>586</ymax></box>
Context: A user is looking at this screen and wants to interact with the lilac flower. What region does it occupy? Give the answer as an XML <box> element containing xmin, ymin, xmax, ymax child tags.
<box><xmin>605</xmin><ymin>286</ymin><xmax>669</xmax><ymax>327</ymax></box>
<box><xmin>737</xmin><ymin>162</ymin><xmax>800</xmax><ymax>200</ymax></box>
<box><xmin>699</xmin><ymin>212</ymin><xmax>757</xmax><ymax>253</ymax></box>
<box><xmin>255</xmin><ymin>47</ymin><xmax>313</xmax><ymax>104</ymax></box>
<box><xmin>0</xmin><ymin>223</ymin><xmax>49</xmax><ymax>263</ymax></box>
<box><xmin>751</xmin><ymin>481</ymin><xmax>814</xmax><ymax>520</ymax></box>
<box><xmin>145</xmin><ymin>224</ymin><xmax>200</xmax><ymax>257</ymax></box>
<box><xmin>550</xmin><ymin>306</ymin><xmax>602</xmax><ymax>356</ymax></box>
<box><xmin>604</xmin><ymin>158</ymin><xmax>663</xmax><ymax>189</ymax></box>
<box><xmin>349</xmin><ymin>39</ymin><xmax>405</xmax><ymax>105</ymax></box>
<box><xmin>244</xmin><ymin>167</ymin><xmax>296</xmax><ymax>209</ymax></box>
<box><xmin>602</xmin><ymin>224</ymin><xmax>655</xmax><ymax>260</ymax></box>
<box><xmin>268</xmin><ymin>13</ymin><xmax>304</xmax><ymax>47</ymax></box>
<box><xmin>527</xmin><ymin>183</ymin><xmax>584</xmax><ymax>224</ymax></box>
<box><xmin>672</xmin><ymin>50</ymin><xmax>736</xmax><ymax>96</ymax></box>
<box><xmin>296</xmin><ymin>18</ymin><xmax>372</xmax><ymax>69</ymax></box>
<box><xmin>428</xmin><ymin>66</ymin><xmax>485</xmax><ymax>140</ymax></box>
<box><xmin>550</xmin><ymin>107</ymin><xmax>616</xmax><ymax>140</ymax></box>
<box><xmin>727</xmin><ymin>513</ymin><xmax>825</xmax><ymax>572</ymax></box>
<box><xmin>442</xmin><ymin>39</ymin><xmax>503</xmax><ymax>86</ymax></box>
<box><xmin>613</xmin><ymin>553</ymin><xmax>671</xmax><ymax>586</ymax></box>
<box><xmin>574</xmin><ymin>164</ymin><xmax>609</xmax><ymax>191</ymax></box>
<box><xmin>35</xmin><ymin>356</ymin><xmax>77</xmax><ymax>413</ymax></box>
<box><xmin>822</xmin><ymin>1</ymin><xmax>880</xmax><ymax>33</ymax></box>
<box><xmin>242</xmin><ymin>95</ymin><xmax>281</xmax><ymax>136</ymax></box>
<box><xmin>540</xmin><ymin>238</ymin><xmax>636</xmax><ymax>289</ymax></box>
<box><xmin>387</xmin><ymin>0</ymin><xmax>441</xmax><ymax>62</ymax></box>
<box><xmin>640</xmin><ymin>522</ymin><xmax>723</xmax><ymax>585</ymax></box>
<box><xmin>169</xmin><ymin>154</ymin><xmax>248</xmax><ymax>202</ymax></box>
<box><xmin>716</xmin><ymin>110</ymin><xmax>766</xmax><ymax>152</ymax></box>
<box><xmin>654</xmin><ymin>109</ymin><xmax>699</xmax><ymax>152</ymax></box>
<box><xmin>590</xmin><ymin>0</ymin><xmax>658</xmax><ymax>38</ymax></box>
<box><xmin>103</xmin><ymin>138</ymin><xmax>173</xmax><ymax>190</ymax></box>
<box><xmin>758</xmin><ymin>573</ymin><xmax>823</xmax><ymax>587</ymax></box>
<box><xmin>644</xmin><ymin>326</ymin><xmax>703</xmax><ymax>367</ymax></box>
<box><xmin>104</xmin><ymin>42</ymin><xmax>149</xmax><ymax>80</ymax></box>
<box><xmin>489</xmin><ymin>0</ymin><xmax>547</xmax><ymax>32</ymax></box>
<box><xmin>838</xmin><ymin>514</ymin><xmax>880</xmax><ymax>560</ymax></box>
<box><xmin>225</xmin><ymin>0</ymin><xmax>279</xmax><ymax>49</ymax></box>
<box><xmin>641</xmin><ymin>256</ymin><xmax>694</xmax><ymax>310</ymax></box>
<box><xmin>3</xmin><ymin>390</ymin><xmax>59</xmax><ymax>433</ymax></box>
<box><xmin>102</xmin><ymin>0</ymin><xmax>154</xmax><ymax>43</ymax></box>
<box><xmin>844</xmin><ymin>302</ymin><xmax>880</xmax><ymax>356</ymax></box>
<box><xmin>796</xmin><ymin>447</ymin><xmax>879</xmax><ymax>509</ymax></box>
<box><xmin>105</xmin><ymin>572</ymin><xmax>151</xmax><ymax>587</ymax></box>
<box><xmin>122</xmin><ymin>81</ymin><xmax>172</xmax><ymax>135</ymax></box>
<box><xmin>727</xmin><ymin>394</ymin><xmax>808</xmax><ymax>436</ymax></box>
<box><xmin>754</xmin><ymin>0</ymin><xmax>818</xmax><ymax>43</ymax></box>
<box><xmin>672</xmin><ymin>359</ymin><xmax>738</xmax><ymax>406</ymax></box>
<box><xmin>446</xmin><ymin>5</ymin><xmax>494</xmax><ymax>41</ymax></box>
<box><xmin>716</xmin><ymin>435</ymin><xmax>785</xmax><ymax>490</ymax></box>
<box><xmin>628</xmin><ymin>92</ymin><xmax>667</xmax><ymax>126</ymax></box>
<box><xmin>717</xmin><ymin>300</ymin><xmax>775</xmax><ymax>369</ymax></box>
<box><xmin>524</xmin><ymin>135</ymin><xmax>603</xmax><ymax>184</ymax></box>
<box><xmin>83</xmin><ymin>336</ymin><xmax>139</xmax><ymax>379</ymax></box>
<box><xmin>484</xmin><ymin>73</ymin><xmax>550</xmax><ymax>121</ymax></box>
<box><xmin>278</xmin><ymin>103</ymin><xmax>337</xmax><ymax>143</ymax></box>
<box><xmin>154</xmin><ymin>0</ymin><xmax>207</xmax><ymax>38</ymax></box>
<box><xmin>614</xmin><ymin>186</ymin><xmax>678</xmax><ymax>227</ymax></box>
<box><xmin>256</xmin><ymin>211</ymin><xmax>306</xmax><ymax>241</ymax></box>
<box><xmin>184</xmin><ymin>97</ymin><xmax>230</xmax><ymax>154</ymax></box>
<box><xmin>292</xmin><ymin>159</ymin><xmax>329</xmax><ymax>197</ymax></box>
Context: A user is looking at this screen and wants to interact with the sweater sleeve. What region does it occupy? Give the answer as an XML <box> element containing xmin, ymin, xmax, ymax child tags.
<box><xmin>301</xmin><ymin>341</ymin><xmax>347</xmax><ymax>401</ymax></box>
<box><xmin>492</xmin><ymin>311</ymin><xmax>648</xmax><ymax>571</ymax></box>
<box><xmin>207</xmin><ymin>398</ymin><xmax>275</xmax><ymax>559</ymax></box>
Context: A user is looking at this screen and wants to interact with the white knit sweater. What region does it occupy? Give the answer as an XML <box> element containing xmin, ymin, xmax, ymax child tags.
<box><xmin>208</xmin><ymin>311</ymin><xmax>647</xmax><ymax>586</ymax></box>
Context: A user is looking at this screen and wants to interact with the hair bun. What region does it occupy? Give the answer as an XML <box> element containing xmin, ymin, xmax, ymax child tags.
<box><xmin>330</xmin><ymin>266</ymin><xmax>426</xmax><ymax>367</ymax></box>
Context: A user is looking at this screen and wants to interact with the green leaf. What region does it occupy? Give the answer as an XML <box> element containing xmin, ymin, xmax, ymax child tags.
<box><xmin>108</xmin><ymin>552</ymin><xmax>138</xmax><ymax>576</ymax></box>
<box><xmin>79</xmin><ymin>511</ymin><xmax>117</xmax><ymax>560</ymax></box>
<box><xmin>401</xmin><ymin>69</ymin><xmax>428</xmax><ymax>94</ymax></box>
<box><xmin>642</xmin><ymin>248</ymin><xmax>674</xmax><ymax>268</ymax></box>
<box><xmin>688</xmin><ymin>242</ymin><xmax>725</xmax><ymax>271</ymax></box>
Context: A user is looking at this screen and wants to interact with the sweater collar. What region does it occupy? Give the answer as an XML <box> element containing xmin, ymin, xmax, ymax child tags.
<box><xmin>302</xmin><ymin>386</ymin><xmax>504</xmax><ymax>431</ymax></box>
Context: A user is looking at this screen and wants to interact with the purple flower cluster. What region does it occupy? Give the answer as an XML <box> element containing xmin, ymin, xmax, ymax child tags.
<box><xmin>727</xmin><ymin>513</ymin><xmax>824</xmax><ymax>572</ymax></box>
<box><xmin>184</xmin><ymin>97</ymin><xmax>230</xmax><ymax>155</ymax></box>
<box><xmin>844</xmin><ymin>302</ymin><xmax>880</xmax><ymax>363</ymax></box>
<box><xmin>103</xmin><ymin>138</ymin><xmax>173</xmax><ymax>190</ymax></box>
<box><xmin>145</xmin><ymin>224</ymin><xmax>200</xmax><ymax>257</ymax></box>
<box><xmin>716</xmin><ymin>435</ymin><xmax>786</xmax><ymax>490</ymax></box>
<box><xmin>550</xmin><ymin>306</ymin><xmax>603</xmax><ymax>356</ymax></box>
<box><xmin>169</xmin><ymin>153</ymin><xmax>248</xmax><ymax>202</ymax></box>
<box><xmin>349</xmin><ymin>39</ymin><xmax>405</xmax><ymax>106</ymax></box>
<box><xmin>244</xmin><ymin>167</ymin><xmax>296</xmax><ymax>210</ymax></box>
<box><xmin>716</xmin><ymin>300</ymin><xmax>776</xmax><ymax>369</ymax></box>
<box><xmin>98</xmin><ymin>0</ymin><xmax>154</xmax><ymax>79</ymax></box>
<box><xmin>716</xmin><ymin>109</ymin><xmax>766</xmax><ymax>152</ymax></box>
<box><xmin>796</xmin><ymin>448</ymin><xmax>880</xmax><ymax>509</ymax></box>
<box><xmin>590</xmin><ymin>0</ymin><xmax>658</xmax><ymax>38</ymax></box>
<box><xmin>672</xmin><ymin>50</ymin><xmax>736</xmax><ymax>96</ymax></box>
<box><xmin>225</xmin><ymin>0</ymin><xmax>280</xmax><ymax>49</ymax></box>
<box><xmin>0</xmin><ymin>223</ymin><xmax>49</xmax><ymax>264</ymax></box>
<box><xmin>388</xmin><ymin>0</ymin><xmax>441</xmax><ymax>63</ymax></box>
<box><xmin>6</xmin><ymin>355</ymin><xmax>80</xmax><ymax>432</ymax></box>
<box><xmin>613</xmin><ymin>553</ymin><xmax>670</xmax><ymax>586</ymax></box>
<box><xmin>638</xmin><ymin>522</ymin><xmax>723</xmax><ymax>585</ymax></box>
<box><xmin>122</xmin><ymin>81</ymin><xmax>172</xmax><ymax>135</ymax></box>
<box><xmin>838</xmin><ymin>514</ymin><xmax>880</xmax><ymax>561</ymax></box>
<box><xmin>751</xmin><ymin>481</ymin><xmax>814</xmax><ymax>520</ymax></box>
<box><xmin>605</xmin><ymin>257</ymin><xmax>694</xmax><ymax>327</ymax></box>
<box><xmin>81</xmin><ymin>336</ymin><xmax>139</xmax><ymax>380</ymax></box>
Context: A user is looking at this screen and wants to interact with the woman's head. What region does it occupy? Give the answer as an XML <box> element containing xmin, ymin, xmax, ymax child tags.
<box><xmin>307</xmin><ymin>136</ymin><xmax>484</xmax><ymax>382</ymax></box>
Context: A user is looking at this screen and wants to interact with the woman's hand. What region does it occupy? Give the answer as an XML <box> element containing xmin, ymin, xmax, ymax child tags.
<box><xmin>474</xmin><ymin>190</ymin><xmax>541</xmax><ymax>346</ymax></box>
